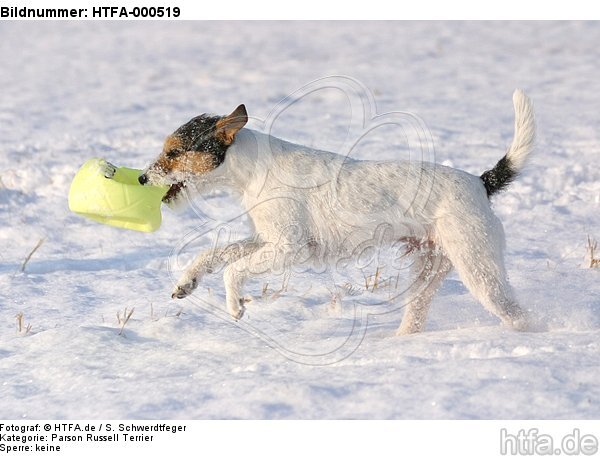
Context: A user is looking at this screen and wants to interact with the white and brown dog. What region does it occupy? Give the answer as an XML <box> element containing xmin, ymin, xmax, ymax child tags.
<box><xmin>140</xmin><ymin>90</ymin><xmax>535</xmax><ymax>335</ymax></box>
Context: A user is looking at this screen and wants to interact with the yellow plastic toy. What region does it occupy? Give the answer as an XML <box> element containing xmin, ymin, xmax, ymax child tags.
<box><xmin>68</xmin><ymin>158</ymin><xmax>168</xmax><ymax>233</ymax></box>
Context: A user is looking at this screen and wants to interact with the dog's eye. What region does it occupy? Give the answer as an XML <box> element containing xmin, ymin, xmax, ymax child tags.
<box><xmin>166</xmin><ymin>149</ymin><xmax>182</xmax><ymax>159</ymax></box>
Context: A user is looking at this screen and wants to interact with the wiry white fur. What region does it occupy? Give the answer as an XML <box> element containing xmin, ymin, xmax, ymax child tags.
<box><xmin>166</xmin><ymin>90</ymin><xmax>535</xmax><ymax>334</ymax></box>
<box><xmin>507</xmin><ymin>89</ymin><xmax>535</xmax><ymax>172</ymax></box>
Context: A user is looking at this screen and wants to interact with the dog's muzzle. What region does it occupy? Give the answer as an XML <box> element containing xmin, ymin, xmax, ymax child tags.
<box><xmin>138</xmin><ymin>174</ymin><xmax>148</xmax><ymax>185</ymax></box>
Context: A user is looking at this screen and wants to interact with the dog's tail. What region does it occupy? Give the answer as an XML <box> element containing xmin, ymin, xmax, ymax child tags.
<box><xmin>480</xmin><ymin>89</ymin><xmax>535</xmax><ymax>198</ymax></box>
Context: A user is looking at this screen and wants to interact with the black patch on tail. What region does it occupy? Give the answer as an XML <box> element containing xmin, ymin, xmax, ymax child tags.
<box><xmin>480</xmin><ymin>155</ymin><xmax>518</xmax><ymax>197</ymax></box>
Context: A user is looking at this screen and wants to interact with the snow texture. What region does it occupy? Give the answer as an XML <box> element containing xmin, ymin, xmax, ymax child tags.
<box><xmin>1</xmin><ymin>21</ymin><xmax>599</xmax><ymax>419</ymax></box>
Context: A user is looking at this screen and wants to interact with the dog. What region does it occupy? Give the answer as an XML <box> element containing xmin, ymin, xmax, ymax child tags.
<box><xmin>139</xmin><ymin>90</ymin><xmax>535</xmax><ymax>335</ymax></box>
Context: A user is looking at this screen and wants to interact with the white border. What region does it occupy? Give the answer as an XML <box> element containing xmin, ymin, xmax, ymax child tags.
<box><xmin>1</xmin><ymin>0</ymin><xmax>598</xmax><ymax>19</ymax></box>
<box><xmin>2</xmin><ymin>420</ymin><xmax>600</xmax><ymax>456</ymax></box>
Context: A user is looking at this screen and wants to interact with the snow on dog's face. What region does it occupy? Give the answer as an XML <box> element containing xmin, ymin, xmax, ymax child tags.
<box><xmin>139</xmin><ymin>104</ymin><xmax>247</xmax><ymax>204</ymax></box>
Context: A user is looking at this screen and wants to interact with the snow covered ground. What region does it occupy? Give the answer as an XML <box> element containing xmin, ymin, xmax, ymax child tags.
<box><xmin>1</xmin><ymin>21</ymin><xmax>599</xmax><ymax>419</ymax></box>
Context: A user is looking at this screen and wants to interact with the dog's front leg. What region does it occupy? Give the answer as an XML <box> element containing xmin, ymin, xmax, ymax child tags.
<box><xmin>223</xmin><ymin>263</ymin><xmax>248</xmax><ymax>320</ymax></box>
<box><xmin>172</xmin><ymin>239</ymin><xmax>264</xmax><ymax>299</ymax></box>
<box><xmin>222</xmin><ymin>243</ymin><xmax>282</xmax><ymax>320</ymax></box>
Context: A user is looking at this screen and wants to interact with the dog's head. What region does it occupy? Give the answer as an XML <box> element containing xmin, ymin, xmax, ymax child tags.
<box><xmin>139</xmin><ymin>104</ymin><xmax>248</xmax><ymax>204</ymax></box>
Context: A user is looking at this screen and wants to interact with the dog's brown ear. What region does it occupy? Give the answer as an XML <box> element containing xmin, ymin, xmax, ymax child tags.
<box><xmin>216</xmin><ymin>104</ymin><xmax>248</xmax><ymax>145</ymax></box>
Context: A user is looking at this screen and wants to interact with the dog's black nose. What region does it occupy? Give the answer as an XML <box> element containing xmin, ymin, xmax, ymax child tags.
<box><xmin>138</xmin><ymin>174</ymin><xmax>148</xmax><ymax>185</ymax></box>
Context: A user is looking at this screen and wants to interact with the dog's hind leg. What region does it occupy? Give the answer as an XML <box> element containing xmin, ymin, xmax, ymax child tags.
<box><xmin>172</xmin><ymin>238</ymin><xmax>264</xmax><ymax>299</ymax></box>
<box><xmin>435</xmin><ymin>214</ymin><xmax>530</xmax><ymax>331</ymax></box>
<box><xmin>396</xmin><ymin>242</ymin><xmax>453</xmax><ymax>336</ymax></box>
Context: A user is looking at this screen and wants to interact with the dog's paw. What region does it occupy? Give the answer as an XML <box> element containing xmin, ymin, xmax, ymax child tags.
<box><xmin>395</xmin><ymin>318</ymin><xmax>425</xmax><ymax>336</ymax></box>
<box><xmin>509</xmin><ymin>312</ymin><xmax>546</xmax><ymax>332</ymax></box>
<box><xmin>228</xmin><ymin>298</ymin><xmax>246</xmax><ymax>321</ymax></box>
<box><xmin>395</xmin><ymin>326</ymin><xmax>421</xmax><ymax>336</ymax></box>
<box><xmin>171</xmin><ymin>278</ymin><xmax>198</xmax><ymax>299</ymax></box>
